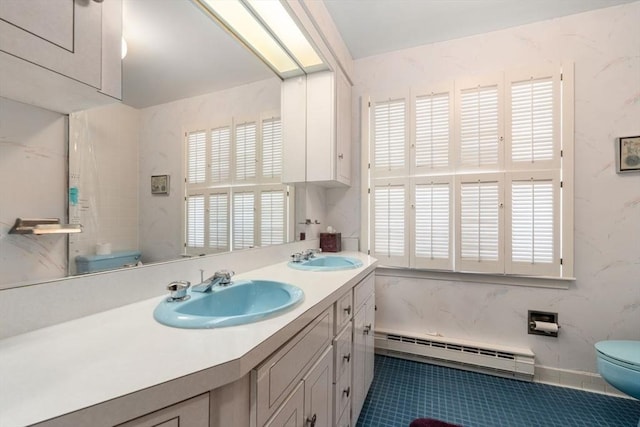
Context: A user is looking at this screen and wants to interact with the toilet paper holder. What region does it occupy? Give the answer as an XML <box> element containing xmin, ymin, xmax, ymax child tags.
<box><xmin>528</xmin><ymin>310</ymin><xmax>560</xmax><ymax>337</ymax></box>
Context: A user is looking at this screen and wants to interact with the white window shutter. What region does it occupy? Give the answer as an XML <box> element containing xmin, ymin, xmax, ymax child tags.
<box><xmin>208</xmin><ymin>191</ymin><xmax>229</xmax><ymax>252</ymax></box>
<box><xmin>456</xmin><ymin>76</ymin><xmax>503</xmax><ymax>170</ymax></box>
<box><xmin>413</xmin><ymin>89</ymin><xmax>452</xmax><ymax>173</ymax></box>
<box><xmin>505</xmin><ymin>171</ymin><xmax>560</xmax><ymax>276</ymax></box>
<box><xmin>259</xmin><ymin>189</ymin><xmax>285</xmax><ymax>246</ymax></box>
<box><xmin>371</xmin><ymin>96</ymin><xmax>408</xmax><ymax>177</ymax></box>
<box><xmin>187</xmin><ymin>130</ymin><xmax>206</xmax><ymax>185</ymax></box>
<box><xmin>261</xmin><ymin>117</ymin><xmax>282</xmax><ymax>180</ymax></box>
<box><xmin>411</xmin><ymin>177</ymin><xmax>452</xmax><ymax>270</ymax></box>
<box><xmin>506</xmin><ymin>68</ymin><xmax>560</xmax><ymax>169</ymax></box>
<box><xmin>233</xmin><ymin>191</ymin><xmax>255</xmax><ymax>250</ymax></box>
<box><xmin>371</xmin><ymin>179</ymin><xmax>409</xmax><ymax>267</ymax></box>
<box><xmin>210</xmin><ymin>126</ymin><xmax>231</xmax><ymax>184</ymax></box>
<box><xmin>235</xmin><ymin>122</ymin><xmax>257</xmax><ymax>181</ymax></box>
<box><xmin>186</xmin><ymin>194</ymin><xmax>205</xmax><ymax>249</ymax></box>
<box><xmin>456</xmin><ymin>174</ymin><xmax>504</xmax><ymax>273</ymax></box>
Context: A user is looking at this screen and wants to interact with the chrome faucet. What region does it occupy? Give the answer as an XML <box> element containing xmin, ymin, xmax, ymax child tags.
<box><xmin>166</xmin><ymin>280</ymin><xmax>191</xmax><ymax>302</ymax></box>
<box><xmin>192</xmin><ymin>269</ymin><xmax>235</xmax><ymax>293</ymax></box>
<box><xmin>302</xmin><ymin>248</ymin><xmax>321</xmax><ymax>260</ymax></box>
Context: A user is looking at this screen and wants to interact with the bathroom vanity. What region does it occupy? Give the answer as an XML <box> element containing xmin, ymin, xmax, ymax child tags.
<box><xmin>0</xmin><ymin>252</ymin><xmax>376</xmax><ymax>427</ymax></box>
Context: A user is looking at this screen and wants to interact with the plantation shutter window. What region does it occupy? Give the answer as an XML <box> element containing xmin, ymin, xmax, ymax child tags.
<box><xmin>372</xmin><ymin>180</ymin><xmax>409</xmax><ymax>267</ymax></box>
<box><xmin>210</xmin><ymin>126</ymin><xmax>231</xmax><ymax>184</ymax></box>
<box><xmin>235</xmin><ymin>122</ymin><xmax>257</xmax><ymax>181</ymax></box>
<box><xmin>262</xmin><ymin>117</ymin><xmax>282</xmax><ymax>179</ymax></box>
<box><xmin>412</xmin><ymin>179</ymin><xmax>452</xmax><ymax>270</ymax></box>
<box><xmin>414</xmin><ymin>91</ymin><xmax>451</xmax><ymax>171</ymax></box>
<box><xmin>456</xmin><ymin>175</ymin><xmax>504</xmax><ymax>273</ymax></box>
<box><xmin>507</xmin><ymin>69</ymin><xmax>561</xmax><ymax>169</ymax></box>
<box><xmin>187</xmin><ymin>130</ymin><xmax>206</xmax><ymax>184</ymax></box>
<box><xmin>372</xmin><ymin>98</ymin><xmax>408</xmax><ymax>177</ymax></box>
<box><xmin>364</xmin><ymin>64</ymin><xmax>572</xmax><ymax>280</ymax></box>
<box><xmin>186</xmin><ymin>195</ymin><xmax>205</xmax><ymax>249</ymax></box>
<box><xmin>233</xmin><ymin>191</ymin><xmax>255</xmax><ymax>250</ymax></box>
<box><xmin>260</xmin><ymin>189</ymin><xmax>285</xmax><ymax>246</ymax></box>
<box><xmin>506</xmin><ymin>172</ymin><xmax>560</xmax><ymax>276</ymax></box>
<box><xmin>457</xmin><ymin>80</ymin><xmax>503</xmax><ymax>169</ymax></box>
<box><xmin>208</xmin><ymin>192</ymin><xmax>229</xmax><ymax>252</ymax></box>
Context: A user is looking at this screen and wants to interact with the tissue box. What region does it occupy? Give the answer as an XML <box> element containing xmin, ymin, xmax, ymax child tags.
<box><xmin>320</xmin><ymin>233</ymin><xmax>341</xmax><ymax>252</ymax></box>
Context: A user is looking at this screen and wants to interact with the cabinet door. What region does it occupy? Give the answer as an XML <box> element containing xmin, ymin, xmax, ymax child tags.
<box><xmin>364</xmin><ymin>294</ymin><xmax>376</xmax><ymax>393</ymax></box>
<box><xmin>0</xmin><ymin>0</ymin><xmax>102</xmax><ymax>88</ymax></box>
<box><xmin>303</xmin><ymin>346</ymin><xmax>333</xmax><ymax>427</ymax></box>
<box><xmin>335</xmin><ymin>69</ymin><xmax>351</xmax><ymax>185</ymax></box>
<box><xmin>352</xmin><ymin>294</ymin><xmax>375</xmax><ymax>426</ymax></box>
<box><xmin>116</xmin><ymin>393</ymin><xmax>209</xmax><ymax>427</ymax></box>
<box><xmin>282</xmin><ymin>76</ymin><xmax>307</xmax><ymax>183</ymax></box>
<box><xmin>265</xmin><ymin>382</ymin><xmax>305</xmax><ymax>427</ymax></box>
<box><xmin>306</xmin><ymin>71</ymin><xmax>335</xmax><ymax>184</ymax></box>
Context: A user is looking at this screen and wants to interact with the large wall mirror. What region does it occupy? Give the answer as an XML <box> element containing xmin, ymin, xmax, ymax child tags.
<box><xmin>0</xmin><ymin>0</ymin><xmax>303</xmax><ymax>289</ymax></box>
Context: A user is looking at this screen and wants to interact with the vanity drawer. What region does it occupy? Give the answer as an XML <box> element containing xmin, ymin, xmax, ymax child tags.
<box><xmin>253</xmin><ymin>307</ymin><xmax>334</xmax><ymax>426</ymax></box>
<box><xmin>335</xmin><ymin>290</ymin><xmax>353</xmax><ymax>333</ymax></box>
<box><xmin>333</xmin><ymin>322</ymin><xmax>352</xmax><ymax>383</ymax></box>
<box><xmin>333</xmin><ymin>361</ymin><xmax>351</xmax><ymax>424</ymax></box>
<box><xmin>336</xmin><ymin>399</ymin><xmax>351</xmax><ymax>427</ymax></box>
<box><xmin>354</xmin><ymin>273</ymin><xmax>374</xmax><ymax>313</ymax></box>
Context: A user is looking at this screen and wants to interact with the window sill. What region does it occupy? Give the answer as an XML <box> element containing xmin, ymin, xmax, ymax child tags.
<box><xmin>375</xmin><ymin>266</ymin><xmax>574</xmax><ymax>289</ymax></box>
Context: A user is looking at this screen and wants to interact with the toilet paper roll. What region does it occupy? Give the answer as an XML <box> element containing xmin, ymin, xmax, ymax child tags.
<box><xmin>96</xmin><ymin>243</ymin><xmax>112</xmax><ymax>255</ymax></box>
<box><xmin>533</xmin><ymin>321</ymin><xmax>559</xmax><ymax>333</ymax></box>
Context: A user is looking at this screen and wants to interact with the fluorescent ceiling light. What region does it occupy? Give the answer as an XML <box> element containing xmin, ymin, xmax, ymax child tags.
<box><xmin>246</xmin><ymin>0</ymin><xmax>323</xmax><ymax>69</ymax></box>
<box><xmin>197</xmin><ymin>0</ymin><xmax>324</xmax><ymax>77</ymax></box>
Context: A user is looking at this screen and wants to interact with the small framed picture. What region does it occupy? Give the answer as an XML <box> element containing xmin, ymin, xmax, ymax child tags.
<box><xmin>151</xmin><ymin>175</ymin><xmax>170</xmax><ymax>195</ymax></box>
<box><xmin>616</xmin><ymin>136</ymin><xmax>640</xmax><ymax>174</ymax></box>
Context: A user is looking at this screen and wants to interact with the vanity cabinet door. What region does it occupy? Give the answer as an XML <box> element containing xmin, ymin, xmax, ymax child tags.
<box><xmin>115</xmin><ymin>393</ymin><xmax>209</xmax><ymax>427</ymax></box>
<box><xmin>0</xmin><ymin>0</ymin><xmax>103</xmax><ymax>88</ymax></box>
<box><xmin>265</xmin><ymin>382</ymin><xmax>305</xmax><ymax>427</ymax></box>
<box><xmin>303</xmin><ymin>347</ymin><xmax>333</xmax><ymax>427</ymax></box>
<box><xmin>352</xmin><ymin>293</ymin><xmax>375</xmax><ymax>426</ymax></box>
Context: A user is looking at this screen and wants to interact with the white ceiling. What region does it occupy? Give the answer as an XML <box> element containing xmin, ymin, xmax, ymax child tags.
<box><xmin>323</xmin><ymin>0</ymin><xmax>637</xmax><ymax>59</ymax></box>
<box><xmin>122</xmin><ymin>0</ymin><xmax>636</xmax><ymax>108</ymax></box>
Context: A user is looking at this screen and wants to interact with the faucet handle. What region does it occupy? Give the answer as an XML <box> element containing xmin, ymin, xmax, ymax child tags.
<box><xmin>166</xmin><ymin>280</ymin><xmax>190</xmax><ymax>301</ymax></box>
<box><xmin>213</xmin><ymin>269</ymin><xmax>234</xmax><ymax>285</ymax></box>
<box><xmin>291</xmin><ymin>252</ymin><xmax>302</xmax><ymax>263</ymax></box>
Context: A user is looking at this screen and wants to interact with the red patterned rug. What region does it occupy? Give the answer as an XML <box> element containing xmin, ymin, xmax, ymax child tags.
<box><xmin>409</xmin><ymin>418</ymin><xmax>462</xmax><ymax>427</ymax></box>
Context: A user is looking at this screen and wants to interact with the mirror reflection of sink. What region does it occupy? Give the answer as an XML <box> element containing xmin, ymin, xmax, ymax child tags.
<box><xmin>153</xmin><ymin>280</ymin><xmax>304</xmax><ymax>329</ymax></box>
<box><xmin>288</xmin><ymin>255</ymin><xmax>363</xmax><ymax>271</ymax></box>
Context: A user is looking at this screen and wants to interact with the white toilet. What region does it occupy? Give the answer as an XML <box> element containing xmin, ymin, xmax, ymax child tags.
<box><xmin>595</xmin><ymin>340</ymin><xmax>640</xmax><ymax>426</ymax></box>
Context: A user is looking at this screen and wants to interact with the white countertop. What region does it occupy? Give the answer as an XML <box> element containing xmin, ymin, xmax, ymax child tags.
<box><xmin>0</xmin><ymin>253</ymin><xmax>377</xmax><ymax>427</ymax></box>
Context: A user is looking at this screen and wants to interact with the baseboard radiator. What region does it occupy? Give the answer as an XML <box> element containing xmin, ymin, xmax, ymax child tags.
<box><xmin>375</xmin><ymin>328</ymin><xmax>535</xmax><ymax>381</ymax></box>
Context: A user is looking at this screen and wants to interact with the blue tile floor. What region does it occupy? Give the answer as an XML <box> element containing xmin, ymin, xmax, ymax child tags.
<box><xmin>356</xmin><ymin>355</ymin><xmax>640</xmax><ymax>427</ymax></box>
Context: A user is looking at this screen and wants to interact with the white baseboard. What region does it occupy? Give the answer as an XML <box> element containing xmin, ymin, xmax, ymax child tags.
<box><xmin>534</xmin><ymin>365</ymin><xmax>629</xmax><ymax>398</ymax></box>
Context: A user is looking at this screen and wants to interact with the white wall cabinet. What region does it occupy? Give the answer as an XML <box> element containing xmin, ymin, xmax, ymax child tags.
<box><xmin>115</xmin><ymin>393</ymin><xmax>209</xmax><ymax>427</ymax></box>
<box><xmin>0</xmin><ymin>0</ymin><xmax>122</xmax><ymax>113</ymax></box>
<box><xmin>351</xmin><ymin>276</ymin><xmax>375</xmax><ymax>426</ymax></box>
<box><xmin>282</xmin><ymin>70</ymin><xmax>352</xmax><ymax>187</ymax></box>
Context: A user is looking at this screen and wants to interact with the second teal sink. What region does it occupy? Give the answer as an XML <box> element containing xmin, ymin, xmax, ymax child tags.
<box><xmin>288</xmin><ymin>255</ymin><xmax>363</xmax><ymax>271</ymax></box>
<box><xmin>154</xmin><ymin>280</ymin><xmax>304</xmax><ymax>329</ymax></box>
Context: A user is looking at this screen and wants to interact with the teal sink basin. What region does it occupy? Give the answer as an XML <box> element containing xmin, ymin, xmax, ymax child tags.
<box><xmin>154</xmin><ymin>280</ymin><xmax>304</xmax><ymax>329</ymax></box>
<box><xmin>288</xmin><ymin>255</ymin><xmax>363</xmax><ymax>271</ymax></box>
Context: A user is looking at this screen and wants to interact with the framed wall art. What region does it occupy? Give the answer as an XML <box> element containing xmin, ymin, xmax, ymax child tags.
<box><xmin>151</xmin><ymin>175</ymin><xmax>170</xmax><ymax>195</ymax></box>
<box><xmin>616</xmin><ymin>136</ymin><xmax>640</xmax><ymax>174</ymax></box>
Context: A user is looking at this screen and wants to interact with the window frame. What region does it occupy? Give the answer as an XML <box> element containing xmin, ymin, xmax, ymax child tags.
<box><xmin>362</xmin><ymin>63</ymin><xmax>575</xmax><ymax>285</ymax></box>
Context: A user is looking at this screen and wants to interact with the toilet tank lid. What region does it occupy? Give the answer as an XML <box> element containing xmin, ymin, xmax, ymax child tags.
<box><xmin>75</xmin><ymin>250</ymin><xmax>141</xmax><ymax>262</ymax></box>
<box><xmin>595</xmin><ymin>341</ymin><xmax>640</xmax><ymax>367</ymax></box>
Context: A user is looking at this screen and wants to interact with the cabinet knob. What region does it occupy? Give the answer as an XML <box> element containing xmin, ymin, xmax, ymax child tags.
<box><xmin>343</xmin><ymin>386</ymin><xmax>351</xmax><ymax>398</ymax></box>
<box><xmin>338</xmin><ymin>153</ymin><xmax>344</xmax><ymax>159</ymax></box>
<box><xmin>343</xmin><ymin>353</ymin><xmax>351</xmax><ymax>363</ymax></box>
<box><xmin>343</xmin><ymin>305</ymin><xmax>351</xmax><ymax>315</ymax></box>
<box><xmin>363</xmin><ymin>324</ymin><xmax>372</xmax><ymax>335</ymax></box>
<box><xmin>306</xmin><ymin>414</ymin><xmax>317</xmax><ymax>427</ymax></box>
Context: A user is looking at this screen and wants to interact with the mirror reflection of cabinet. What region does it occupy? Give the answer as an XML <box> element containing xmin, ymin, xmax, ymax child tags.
<box><xmin>282</xmin><ymin>69</ymin><xmax>352</xmax><ymax>187</ymax></box>
<box><xmin>0</xmin><ymin>0</ymin><xmax>122</xmax><ymax>113</ymax></box>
